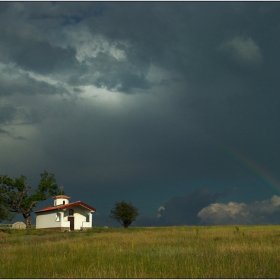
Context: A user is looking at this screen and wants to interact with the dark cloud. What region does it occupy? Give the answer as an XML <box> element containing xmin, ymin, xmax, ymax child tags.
<box><xmin>0</xmin><ymin>72</ymin><xmax>69</xmax><ymax>97</ymax></box>
<box><xmin>0</xmin><ymin>128</ymin><xmax>10</xmax><ymax>135</ymax></box>
<box><xmin>155</xmin><ymin>188</ymin><xmax>231</xmax><ymax>226</ymax></box>
<box><xmin>0</xmin><ymin>2</ymin><xmax>280</xmax><ymax>226</ymax></box>
<box><xmin>0</xmin><ymin>127</ymin><xmax>26</xmax><ymax>141</ymax></box>
<box><xmin>0</xmin><ymin>104</ymin><xmax>17</xmax><ymax>124</ymax></box>
<box><xmin>135</xmin><ymin>188</ymin><xmax>237</xmax><ymax>226</ymax></box>
<box><xmin>13</xmin><ymin>42</ymin><xmax>78</xmax><ymax>75</ymax></box>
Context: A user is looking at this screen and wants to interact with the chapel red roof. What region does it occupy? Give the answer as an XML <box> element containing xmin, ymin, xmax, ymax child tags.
<box><xmin>35</xmin><ymin>201</ymin><xmax>96</xmax><ymax>213</ymax></box>
<box><xmin>52</xmin><ymin>195</ymin><xmax>71</xmax><ymax>199</ymax></box>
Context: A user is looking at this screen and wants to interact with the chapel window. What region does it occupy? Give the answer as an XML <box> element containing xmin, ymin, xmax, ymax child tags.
<box><xmin>55</xmin><ymin>213</ymin><xmax>60</xmax><ymax>222</ymax></box>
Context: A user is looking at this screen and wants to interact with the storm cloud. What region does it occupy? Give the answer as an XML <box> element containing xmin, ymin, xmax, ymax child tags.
<box><xmin>136</xmin><ymin>188</ymin><xmax>236</xmax><ymax>226</ymax></box>
<box><xmin>156</xmin><ymin>188</ymin><xmax>225</xmax><ymax>225</ymax></box>
<box><xmin>0</xmin><ymin>2</ymin><xmax>280</xmax><ymax>226</ymax></box>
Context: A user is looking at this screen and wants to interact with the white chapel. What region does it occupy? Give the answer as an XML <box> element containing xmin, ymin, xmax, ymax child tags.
<box><xmin>35</xmin><ymin>195</ymin><xmax>96</xmax><ymax>230</ymax></box>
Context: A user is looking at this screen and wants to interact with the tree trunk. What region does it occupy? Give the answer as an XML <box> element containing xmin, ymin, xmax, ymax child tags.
<box><xmin>23</xmin><ymin>213</ymin><xmax>32</xmax><ymax>228</ymax></box>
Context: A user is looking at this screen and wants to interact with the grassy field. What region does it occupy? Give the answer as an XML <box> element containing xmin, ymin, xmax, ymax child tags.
<box><xmin>1</xmin><ymin>225</ymin><xmax>280</xmax><ymax>278</ymax></box>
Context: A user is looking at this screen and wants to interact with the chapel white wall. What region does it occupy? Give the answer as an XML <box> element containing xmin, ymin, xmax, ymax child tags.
<box><xmin>36</xmin><ymin>211</ymin><xmax>60</xmax><ymax>229</ymax></box>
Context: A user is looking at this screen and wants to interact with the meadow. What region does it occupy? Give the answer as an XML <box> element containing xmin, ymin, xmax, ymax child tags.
<box><xmin>1</xmin><ymin>225</ymin><xmax>280</xmax><ymax>278</ymax></box>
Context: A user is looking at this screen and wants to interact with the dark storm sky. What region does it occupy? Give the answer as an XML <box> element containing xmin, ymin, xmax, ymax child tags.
<box><xmin>1</xmin><ymin>2</ymin><xmax>280</xmax><ymax>226</ymax></box>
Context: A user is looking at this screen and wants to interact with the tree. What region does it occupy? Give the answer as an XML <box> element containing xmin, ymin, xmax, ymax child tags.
<box><xmin>0</xmin><ymin>171</ymin><xmax>60</xmax><ymax>228</ymax></box>
<box><xmin>0</xmin><ymin>180</ymin><xmax>12</xmax><ymax>223</ymax></box>
<box><xmin>110</xmin><ymin>200</ymin><xmax>139</xmax><ymax>228</ymax></box>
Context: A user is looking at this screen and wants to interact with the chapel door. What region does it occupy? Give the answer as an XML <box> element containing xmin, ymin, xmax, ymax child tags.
<box><xmin>68</xmin><ymin>216</ymin><xmax>74</xmax><ymax>231</ymax></box>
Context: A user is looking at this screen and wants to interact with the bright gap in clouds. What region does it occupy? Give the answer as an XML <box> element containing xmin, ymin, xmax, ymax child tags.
<box><xmin>80</xmin><ymin>85</ymin><xmax>126</xmax><ymax>105</ymax></box>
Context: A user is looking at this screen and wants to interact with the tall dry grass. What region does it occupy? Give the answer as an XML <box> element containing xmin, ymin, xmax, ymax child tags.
<box><xmin>1</xmin><ymin>225</ymin><xmax>280</xmax><ymax>278</ymax></box>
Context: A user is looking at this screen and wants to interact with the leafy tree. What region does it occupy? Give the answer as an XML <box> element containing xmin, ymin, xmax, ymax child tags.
<box><xmin>110</xmin><ymin>200</ymin><xmax>139</xmax><ymax>228</ymax></box>
<box><xmin>0</xmin><ymin>181</ymin><xmax>12</xmax><ymax>223</ymax></box>
<box><xmin>0</xmin><ymin>204</ymin><xmax>11</xmax><ymax>223</ymax></box>
<box><xmin>0</xmin><ymin>171</ymin><xmax>60</xmax><ymax>228</ymax></box>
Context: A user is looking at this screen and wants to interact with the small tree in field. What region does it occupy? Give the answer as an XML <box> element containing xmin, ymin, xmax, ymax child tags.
<box><xmin>110</xmin><ymin>201</ymin><xmax>139</xmax><ymax>228</ymax></box>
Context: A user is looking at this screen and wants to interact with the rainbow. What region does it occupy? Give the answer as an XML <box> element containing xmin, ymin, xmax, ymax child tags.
<box><xmin>214</xmin><ymin>139</ymin><xmax>280</xmax><ymax>195</ymax></box>
<box><xmin>192</xmin><ymin>123</ymin><xmax>280</xmax><ymax>195</ymax></box>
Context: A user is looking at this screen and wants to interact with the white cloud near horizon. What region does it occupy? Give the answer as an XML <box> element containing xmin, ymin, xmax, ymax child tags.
<box><xmin>198</xmin><ymin>195</ymin><xmax>280</xmax><ymax>225</ymax></box>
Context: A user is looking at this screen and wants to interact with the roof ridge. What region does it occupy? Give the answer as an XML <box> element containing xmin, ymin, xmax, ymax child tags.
<box><xmin>36</xmin><ymin>200</ymin><xmax>96</xmax><ymax>213</ymax></box>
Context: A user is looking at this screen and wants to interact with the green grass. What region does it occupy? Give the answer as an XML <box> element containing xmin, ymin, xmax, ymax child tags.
<box><xmin>1</xmin><ymin>225</ymin><xmax>280</xmax><ymax>278</ymax></box>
